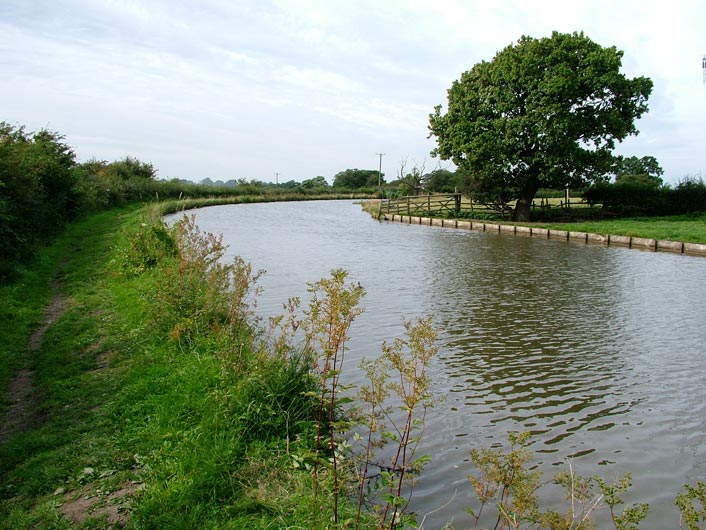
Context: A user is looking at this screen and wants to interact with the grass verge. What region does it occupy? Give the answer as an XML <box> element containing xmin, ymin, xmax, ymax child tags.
<box><xmin>0</xmin><ymin>205</ymin><xmax>352</xmax><ymax>529</ymax></box>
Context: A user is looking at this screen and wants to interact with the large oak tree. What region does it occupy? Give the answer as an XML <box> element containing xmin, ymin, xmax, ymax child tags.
<box><xmin>428</xmin><ymin>31</ymin><xmax>653</xmax><ymax>221</ymax></box>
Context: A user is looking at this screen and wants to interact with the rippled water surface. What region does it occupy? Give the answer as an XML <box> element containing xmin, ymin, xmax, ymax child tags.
<box><xmin>181</xmin><ymin>200</ymin><xmax>706</xmax><ymax>528</ymax></box>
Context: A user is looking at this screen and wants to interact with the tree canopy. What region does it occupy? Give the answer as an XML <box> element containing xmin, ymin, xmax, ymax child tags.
<box><xmin>428</xmin><ymin>31</ymin><xmax>653</xmax><ymax>221</ymax></box>
<box><xmin>423</xmin><ymin>168</ymin><xmax>458</xmax><ymax>193</ymax></box>
<box><xmin>0</xmin><ymin>122</ymin><xmax>165</xmax><ymax>278</ymax></box>
<box><xmin>613</xmin><ymin>155</ymin><xmax>664</xmax><ymax>187</ymax></box>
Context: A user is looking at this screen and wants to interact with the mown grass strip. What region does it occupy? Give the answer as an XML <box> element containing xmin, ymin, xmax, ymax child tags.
<box><xmin>534</xmin><ymin>213</ymin><xmax>706</xmax><ymax>244</ymax></box>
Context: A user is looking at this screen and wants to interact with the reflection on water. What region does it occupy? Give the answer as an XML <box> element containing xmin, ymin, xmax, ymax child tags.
<box><xmin>433</xmin><ymin>235</ymin><xmax>642</xmax><ymax>455</ymax></box>
<box><xmin>181</xmin><ymin>200</ymin><xmax>706</xmax><ymax>529</ymax></box>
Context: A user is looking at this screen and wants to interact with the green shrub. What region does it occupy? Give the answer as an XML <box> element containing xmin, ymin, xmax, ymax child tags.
<box><xmin>469</xmin><ymin>432</ymin><xmax>649</xmax><ymax>529</ymax></box>
<box><xmin>150</xmin><ymin>214</ymin><xmax>262</xmax><ymax>346</ymax></box>
<box><xmin>584</xmin><ymin>181</ymin><xmax>667</xmax><ymax>215</ymax></box>
<box><xmin>676</xmin><ymin>482</ymin><xmax>706</xmax><ymax>530</ymax></box>
<box><xmin>224</xmin><ymin>351</ymin><xmax>318</xmax><ymax>445</ymax></box>
<box><xmin>115</xmin><ymin>218</ymin><xmax>178</xmax><ymax>276</ymax></box>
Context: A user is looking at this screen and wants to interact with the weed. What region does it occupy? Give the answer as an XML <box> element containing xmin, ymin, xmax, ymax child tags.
<box><xmin>302</xmin><ymin>269</ymin><xmax>365</xmax><ymax>525</ymax></box>
<box><xmin>114</xmin><ymin>217</ymin><xmax>177</xmax><ymax>276</ymax></box>
<box><xmin>468</xmin><ymin>432</ymin><xmax>649</xmax><ymax>530</ymax></box>
<box><xmin>288</xmin><ymin>269</ymin><xmax>439</xmax><ymax>529</ymax></box>
<box><xmin>356</xmin><ymin>317</ymin><xmax>439</xmax><ymax>529</ymax></box>
<box><xmin>676</xmin><ymin>483</ymin><xmax>706</xmax><ymax>530</ymax></box>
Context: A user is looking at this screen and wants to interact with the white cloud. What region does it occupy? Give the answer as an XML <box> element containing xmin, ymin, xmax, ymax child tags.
<box><xmin>273</xmin><ymin>65</ymin><xmax>361</xmax><ymax>93</ymax></box>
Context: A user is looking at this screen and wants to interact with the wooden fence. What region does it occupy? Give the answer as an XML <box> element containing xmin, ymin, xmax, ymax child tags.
<box><xmin>380</xmin><ymin>193</ymin><xmax>462</xmax><ymax>217</ymax></box>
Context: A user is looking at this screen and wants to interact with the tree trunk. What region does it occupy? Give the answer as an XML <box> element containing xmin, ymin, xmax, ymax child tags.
<box><xmin>512</xmin><ymin>181</ymin><xmax>539</xmax><ymax>222</ymax></box>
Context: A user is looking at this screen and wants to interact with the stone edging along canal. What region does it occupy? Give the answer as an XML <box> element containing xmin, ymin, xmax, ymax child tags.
<box><xmin>381</xmin><ymin>213</ymin><xmax>706</xmax><ymax>258</ymax></box>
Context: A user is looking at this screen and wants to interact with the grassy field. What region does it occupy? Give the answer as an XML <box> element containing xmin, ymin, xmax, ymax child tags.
<box><xmin>533</xmin><ymin>214</ymin><xmax>706</xmax><ymax>244</ymax></box>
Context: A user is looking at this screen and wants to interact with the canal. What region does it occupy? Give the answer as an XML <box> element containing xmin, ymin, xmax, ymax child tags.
<box><xmin>182</xmin><ymin>199</ymin><xmax>706</xmax><ymax>528</ymax></box>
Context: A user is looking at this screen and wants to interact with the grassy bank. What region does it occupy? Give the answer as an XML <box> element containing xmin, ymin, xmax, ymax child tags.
<box><xmin>0</xmin><ymin>206</ymin><xmax>338</xmax><ymax>528</ymax></box>
<box><xmin>0</xmin><ymin>202</ymin><xmax>436</xmax><ymax>529</ymax></box>
<box><xmin>151</xmin><ymin>192</ymin><xmax>374</xmax><ymax>217</ymax></box>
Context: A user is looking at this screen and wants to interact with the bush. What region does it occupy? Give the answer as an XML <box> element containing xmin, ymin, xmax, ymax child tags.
<box><xmin>149</xmin><ymin>215</ymin><xmax>262</xmax><ymax>346</ymax></box>
<box><xmin>672</xmin><ymin>176</ymin><xmax>706</xmax><ymax>214</ymax></box>
<box><xmin>225</xmin><ymin>350</ymin><xmax>318</xmax><ymax>445</ymax></box>
<box><xmin>115</xmin><ymin>218</ymin><xmax>178</xmax><ymax>276</ymax></box>
<box><xmin>0</xmin><ymin>123</ymin><xmax>80</xmax><ymax>277</ymax></box>
<box><xmin>584</xmin><ymin>178</ymin><xmax>706</xmax><ymax>216</ymax></box>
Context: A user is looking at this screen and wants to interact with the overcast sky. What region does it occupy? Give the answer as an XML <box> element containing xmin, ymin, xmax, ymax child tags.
<box><xmin>2</xmin><ymin>0</ymin><xmax>705</xmax><ymax>184</ymax></box>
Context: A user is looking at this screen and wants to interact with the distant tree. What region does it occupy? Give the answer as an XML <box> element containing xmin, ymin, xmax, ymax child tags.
<box><xmin>613</xmin><ymin>155</ymin><xmax>664</xmax><ymax>187</ymax></box>
<box><xmin>423</xmin><ymin>168</ymin><xmax>458</xmax><ymax>193</ymax></box>
<box><xmin>332</xmin><ymin>168</ymin><xmax>381</xmax><ymax>189</ymax></box>
<box><xmin>171</xmin><ymin>178</ymin><xmax>192</xmax><ymax>185</ymax></box>
<box><xmin>301</xmin><ymin>176</ymin><xmax>329</xmax><ymax>189</ymax></box>
<box><xmin>429</xmin><ymin>31</ymin><xmax>653</xmax><ymax>221</ymax></box>
<box><xmin>280</xmin><ymin>180</ymin><xmax>299</xmax><ymax>189</ymax></box>
<box><xmin>200</xmin><ymin>177</ymin><xmax>214</xmax><ymax>186</ymax></box>
<box><xmin>109</xmin><ymin>156</ymin><xmax>157</xmax><ymax>180</ymax></box>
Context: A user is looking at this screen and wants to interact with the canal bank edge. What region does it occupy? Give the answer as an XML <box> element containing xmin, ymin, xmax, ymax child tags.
<box><xmin>380</xmin><ymin>213</ymin><xmax>706</xmax><ymax>257</ymax></box>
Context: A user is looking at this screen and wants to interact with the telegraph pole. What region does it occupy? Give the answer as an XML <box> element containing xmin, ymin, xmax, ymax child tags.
<box><xmin>376</xmin><ymin>153</ymin><xmax>385</xmax><ymax>189</ymax></box>
<box><xmin>702</xmin><ymin>55</ymin><xmax>706</xmax><ymax>107</ymax></box>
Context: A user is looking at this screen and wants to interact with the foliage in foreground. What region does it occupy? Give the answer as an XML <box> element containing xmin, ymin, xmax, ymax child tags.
<box><xmin>124</xmin><ymin>214</ymin><xmax>442</xmax><ymax>529</ymax></box>
<box><xmin>467</xmin><ymin>432</ymin><xmax>649</xmax><ymax>530</ymax></box>
<box><xmin>124</xmin><ymin>214</ymin><xmax>706</xmax><ymax>529</ymax></box>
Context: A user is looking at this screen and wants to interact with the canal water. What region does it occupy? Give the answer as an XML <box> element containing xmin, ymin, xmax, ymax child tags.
<box><xmin>180</xmin><ymin>199</ymin><xmax>706</xmax><ymax>528</ymax></box>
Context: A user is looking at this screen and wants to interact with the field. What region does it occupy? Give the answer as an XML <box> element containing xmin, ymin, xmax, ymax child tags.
<box><xmin>371</xmin><ymin>196</ymin><xmax>706</xmax><ymax>244</ymax></box>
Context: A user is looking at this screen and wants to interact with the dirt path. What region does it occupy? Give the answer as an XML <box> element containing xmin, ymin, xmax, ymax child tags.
<box><xmin>1</xmin><ymin>275</ymin><xmax>141</xmax><ymax>526</ymax></box>
<box><xmin>0</xmin><ymin>280</ymin><xmax>69</xmax><ymax>445</ymax></box>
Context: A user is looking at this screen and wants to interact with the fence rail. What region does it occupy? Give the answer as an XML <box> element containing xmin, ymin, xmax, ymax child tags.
<box><xmin>379</xmin><ymin>193</ymin><xmax>591</xmax><ymax>219</ymax></box>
